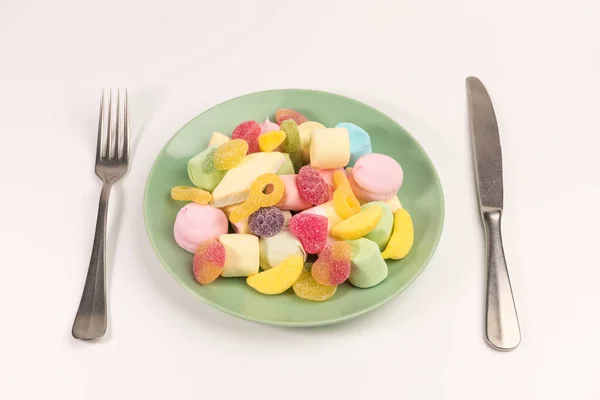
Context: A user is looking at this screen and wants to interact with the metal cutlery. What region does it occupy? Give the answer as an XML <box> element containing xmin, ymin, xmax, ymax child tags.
<box><xmin>72</xmin><ymin>89</ymin><xmax>130</xmax><ymax>341</ymax></box>
<box><xmin>466</xmin><ymin>77</ymin><xmax>521</xmax><ymax>351</ymax></box>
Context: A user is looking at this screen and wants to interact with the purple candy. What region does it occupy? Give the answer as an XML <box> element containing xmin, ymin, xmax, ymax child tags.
<box><xmin>248</xmin><ymin>207</ymin><xmax>285</xmax><ymax>237</ymax></box>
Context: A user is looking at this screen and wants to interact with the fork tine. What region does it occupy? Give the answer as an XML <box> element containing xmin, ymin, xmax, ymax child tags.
<box><xmin>96</xmin><ymin>89</ymin><xmax>105</xmax><ymax>161</ymax></box>
<box><xmin>115</xmin><ymin>88</ymin><xmax>121</xmax><ymax>159</ymax></box>
<box><xmin>122</xmin><ymin>89</ymin><xmax>129</xmax><ymax>162</ymax></box>
<box><xmin>106</xmin><ymin>88</ymin><xmax>113</xmax><ymax>159</ymax></box>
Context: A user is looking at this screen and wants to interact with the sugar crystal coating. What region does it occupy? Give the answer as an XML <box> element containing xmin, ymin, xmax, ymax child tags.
<box><xmin>289</xmin><ymin>213</ymin><xmax>328</xmax><ymax>254</ymax></box>
<box><xmin>276</xmin><ymin>108</ymin><xmax>308</xmax><ymax>125</ymax></box>
<box><xmin>258</xmin><ymin>130</ymin><xmax>286</xmax><ymax>152</ymax></box>
<box><xmin>331</xmin><ymin>205</ymin><xmax>383</xmax><ymax>240</ymax></box>
<box><xmin>297</xmin><ymin>165</ymin><xmax>332</xmax><ymax>205</ymax></box>
<box><xmin>246</xmin><ymin>254</ymin><xmax>304</xmax><ymax>295</ymax></box>
<box><xmin>280</xmin><ymin>120</ymin><xmax>303</xmax><ymax>172</ymax></box>
<box><xmin>332</xmin><ymin>170</ymin><xmax>360</xmax><ymax>218</ymax></box>
<box><xmin>311</xmin><ymin>242</ymin><xmax>352</xmax><ymax>286</ymax></box>
<box><xmin>232</xmin><ymin>121</ymin><xmax>261</xmax><ymax>154</ymax></box>
<box><xmin>381</xmin><ymin>208</ymin><xmax>414</xmax><ymax>260</ymax></box>
<box><xmin>193</xmin><ymin>239</ymin><xmax>226</xmax><ymax>284</ymax></box>
<box><xmin>213</xmin><ymin>139</ymin><xmax>248</xmax><ymax>170</ymax></box>
<box><xmin>293</xmin><ymin>265</ymin><xmax>337</xmax><ymax>301</ymax></box>
<box><xmin>229</xmin><ymin>173</ymin><xmax>285</xmax><ymax>223</ymax></box>
<box><xmin>248</xmin><ymin>206</ymin><xmax>285</xmax><ymax>237</ymax></box>
<box><xmin>171</xmin><ymin>186</ymin><xmax>212</xmax><ymax>205</ymax></box>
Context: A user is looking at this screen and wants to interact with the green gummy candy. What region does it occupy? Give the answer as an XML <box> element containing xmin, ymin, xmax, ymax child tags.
<box><xmin>187</xmin><ymin>148</ymin><xmax>226</xmax><ymax>192</ymax></box>
<box><xmin>346</xmin><ymin>238</ymin><xmax>388</xmax><ymax>288</ymax></box>
<box><xmin>280</xmin><ymin>120</ymin><xmax>301</xmax><ymax>152</ymax></box>
<box><xmin>361</xmin><ymin>201</ymin><xmax>393</xmax><ymax>250</ymax></box>
<box><xmin>276</xmin><ymin>153</ymin><xmax>295</xmax><ymax>175</ymax></box>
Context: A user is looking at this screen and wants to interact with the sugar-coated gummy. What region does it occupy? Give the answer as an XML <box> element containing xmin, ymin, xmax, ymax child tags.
<box><xmin>289</xmin><ymin>213</ymin><xmax>329</xmax><ymax>254</ymax></box>
<box><xmin>279</xmin><ymin>120</ymin><xmax>303</xmax><ymax>172</ymax></box>
<box><xmin>331</xmin><ymin>205</ymin><xmax>383</xmax><ymax>240</ymax></box>
<box><xmin>193</xmin><ymin>240</ymin><xmax>226</xmax><ymax>284</ymax></box>
<box><xmin>276</xmin><ymin>108</ymin><xmax>308</xmax><ymax>125</ymax></box>
<box><xmin>246</xmin><ymin>254</ymin><xmax>304</xmax><ymax>295</ymax></box>
<box><xmin>232</xmin><ymin>121</ymin><xmax>261</xmax><ymax>154</ymax></box>
<box><xmin>229</xmin><ymin>173</ymin><xmax>285</xmax><ymax>223</ymax></box>
<box><xmin>311</xmin><ymin>242</ymin><xmax>352</xmax><ymax>286</ymax></box>
<box><xmin>297</xmin><ymin>165</ymin><xmax>332</xmax><ymax>205</ymax></box>
<box><xmin>248</xmin><ymin>206</ymin><xmax>285</xmax><ymax>237</ymax></box>
<box><xmin>293</xmin><ymin>265</ymin><xmax>337</xmax><ymax>301</ymax></box>
<box><xmin>171</xmin><ymin>186</ymin><xmax>212</xmax><ymax>205</ymax></box>
<box><xmin>213</xmin><ymin>139</ymin><xmax>248</xmax><ymax>170</ymax></box>
<box><xmin>381</xmin><ymin>208</ymin><xmax>414</xmax><ymax>260</ymax></box>
<box><xmin>258</xmin><ymin>130</ymin><xmax>286</xmax><ymax>152</ymax></box>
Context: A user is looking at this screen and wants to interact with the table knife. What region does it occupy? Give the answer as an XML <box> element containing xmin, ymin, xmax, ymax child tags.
<box><xmin>466</xmin><ymin>76</ymin><xmax>521</xmax><ymax>351</ymax></box>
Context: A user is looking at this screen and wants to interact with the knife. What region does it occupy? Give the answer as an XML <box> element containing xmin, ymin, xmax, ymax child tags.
<box><xmin>466</xmin><ymin>76</ymin><xmax>521</xmax><ymax>351</ymax></box>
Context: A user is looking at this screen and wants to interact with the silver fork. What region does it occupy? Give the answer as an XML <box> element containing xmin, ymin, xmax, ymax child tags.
<box><xmin>72</xmin><ymin>89</ymin><xmax>129</xmax><ymax>341</ymax></box>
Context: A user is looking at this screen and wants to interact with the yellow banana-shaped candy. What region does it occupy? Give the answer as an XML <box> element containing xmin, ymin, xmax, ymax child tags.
<box><xmin>381</xmin><ymin>208</ymin><xmax>414</xmax><ymax>260</ymax></box>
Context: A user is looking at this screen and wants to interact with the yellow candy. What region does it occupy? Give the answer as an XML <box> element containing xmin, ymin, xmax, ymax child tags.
<box><xmin>331</xmin><ymin>205</ymin><xmax>382</xmax><ymax>240</ymax></box>
<box><xmin>332</xmin><ymin>170</ymin><xmax>360</xmax><ymax>219</ymax></box>
<box><xmin>170</xmin><ymin>186</ymin><xmax>212</xmax><ymax>205</ymax></box>
<box><xmin>381</xmin><ymin>208</ymin><xmax>414</xmax><ymax>260</ymax></box>
<box><xmin>293</xmin><ymin>267</ymin><xmax>337</xmax><ymax>301</ymax></box>
<box><xmin>213</xmin><ymin>139</ymin><xmax>248</xmax><ymax>170</ymax></box>
<box><xmin>258</xmin><ymin>130</ymin><xmax>286</xmax><ymax>152</ymax></box>
<box><xmin>229</xmin><ymin>173</ymin><xmax>285</xmax><ymax>223</ymax></box>
<box><xmin>246</xmin><ymin>254</ymin><xmax>304</xmax><ymax>295</ymax></box>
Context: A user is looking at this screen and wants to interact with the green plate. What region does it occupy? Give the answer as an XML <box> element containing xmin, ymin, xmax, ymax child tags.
<box><xmin>144</xmin><ymin>89</ymin><xmax>444</xmax><ymax>327</ymax></box>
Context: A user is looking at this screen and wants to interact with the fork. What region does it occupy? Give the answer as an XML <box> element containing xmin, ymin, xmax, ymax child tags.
<box><xmin>72</xmin><ymin>89</ymin><xmax>130</xmax><ymax>341</ymax></box>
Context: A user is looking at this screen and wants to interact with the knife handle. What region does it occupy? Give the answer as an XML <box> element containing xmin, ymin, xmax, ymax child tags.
<box><xmin>482</xmin><ymin>209</ymin><xmax>521</xmax><ymax>351</ymax></box>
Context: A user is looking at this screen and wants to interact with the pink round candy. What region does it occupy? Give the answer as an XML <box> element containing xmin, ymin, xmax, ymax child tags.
<box><xmin>174</xmin><ymin>203</ymin><xmax>229</xmax><ymax>253</ymax></box>
<box><xmin>350</xmin><ymin>154</ymin><xmax>403</xmax><ymax>201</ymax></box>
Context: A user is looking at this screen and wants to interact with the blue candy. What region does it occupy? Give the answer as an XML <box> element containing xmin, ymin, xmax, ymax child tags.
<box><xmin>335</xmin><ymin>122</ymin><xmax>372</xmax><ymax>167</ymax></box>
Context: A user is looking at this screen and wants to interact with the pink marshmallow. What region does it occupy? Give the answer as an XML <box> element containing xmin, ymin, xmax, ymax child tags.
<box><xmin>351</xmin><ymin>154</ymin><xmax>403</xmax><ymax>197</ymax></box>
<box><xmin>173</xmin><ymin>203</ymin><xmax>229</xmax><ymax>253</ymax></box>
<box><xmin>259</xmin><ymin>117</ymin><xmax>280</xmax><ymax>134</ymax></box>
<box><xmin>277</xmin><ymin>174</ymin><xmax>312</xmax><ymax>211</ymax></box>
<box><xmin>347</xmin><ymin>169</ymin><xmax>395</xmax><ymax>202</ymax></box>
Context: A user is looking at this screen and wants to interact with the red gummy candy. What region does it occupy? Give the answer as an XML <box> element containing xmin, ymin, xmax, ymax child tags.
<box><xmin>193</xmin><ymin>240</ymin><xmax>226</xmax><ymax>284</ymax></box>
<box><xmin>311</xmin><ymin>242</ymin><xmax>352</xmax><ymax>286</ymax></box>
<box><xmin>232</xmin><ymin>121</ymin><xmax>261</xmax><ymax>154</ymax></box>
<box><xmin>297</xmin><ymin>165</ymin><xmax>332</xmax><ymax>205</ymax></box>
<box><xmin>289</xmin><ymin>213</ymin><xmax>328</xmax><ymax>254</ymax></box>
<box><xmin>276</xmin><ymin>108</ymin><xmax>308</xmax><ymax>125</ymax></box>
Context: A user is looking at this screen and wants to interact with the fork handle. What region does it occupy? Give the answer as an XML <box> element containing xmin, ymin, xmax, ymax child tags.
<box><xmin>483</xmin><ymin>210</ymin><xmax>521</xmax><ymax>351</ymax></box>
<box><xmin>72</xmin><ymin>182</ymin><xmax>112</xmax><ymax>341</ymax></box>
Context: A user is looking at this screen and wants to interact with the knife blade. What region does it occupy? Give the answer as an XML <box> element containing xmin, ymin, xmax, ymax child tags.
<box><xmin>466</xmin><ymin>76</ymin><xmax>521</xmax><ymax>351</ymax></box>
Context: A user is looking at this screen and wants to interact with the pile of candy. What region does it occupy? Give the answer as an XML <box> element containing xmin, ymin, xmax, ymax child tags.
<box><xmin>170</xmin><ymin>108</ymin><xmax>415</xmax><ymax>301</ymax></box>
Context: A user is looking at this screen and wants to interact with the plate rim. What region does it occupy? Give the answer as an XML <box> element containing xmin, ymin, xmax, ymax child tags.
<box><xmin>143</xmin><ymin>88</ymin><xmax>445</xmax><ymax>327</ymax></box>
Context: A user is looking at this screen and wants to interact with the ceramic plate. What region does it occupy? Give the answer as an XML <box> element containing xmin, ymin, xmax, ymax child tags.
<box><xmin>144</xmin><ymin>89</ymin><xmax>444</xmax><ymax>327</ymax></box>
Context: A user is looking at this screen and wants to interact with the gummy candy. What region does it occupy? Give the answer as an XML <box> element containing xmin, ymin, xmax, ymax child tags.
<box><xmin>202</xmin><ymin>148</ymin><xmax>217</xmax><ymax>173</ymax></box>
<box><xmin>297</xmin><ymin>165</ymin><xmax>332</xmax><ymax>205</ymax></box>
<box><xmin>311</xmin><ymin>242</ymin><xmax>352</xmax><ymax>286</ymax></box>
<box><xmin>170</xmin><ymin>186</ymin><xmax>212</xmax><ymax>205</ymax></box>
<box><xmin>248</xmin><ymin>206</ymin><xmax>285</xmax><ymax>237</ymax></box>
<box><xmin>246</xmin><ymin>254</ymin><xmax>304</xmax><ymax>295</ymax></box>
<box><xmin>293</xmin><ymin>263</ymin><xmax>337</xmax><ymax>301</ymax></box>
<box><xmin>193</xmin><ymin>239</ymin><xmax>226</xmax><ymax>284</ymax></box>
<box><xmin>213</xmin><ymin>139</ymin><xmax>248</xmax><ymax>170</ymax></box>
<box><xmin>259</xmin><ymin>117</ymin><xmax>280</xmax><ymax>134</ymax></box>
<box><xmin>332</xmin><ymin>170</ymin><xmax>360</xmax><ymax>219</ymax></box>
<box><xmin>381</xmin><ymin>208</ymin><xmax>414</xmax><ymax>260</ymax></box>
<box><xmin>289</xmin><ymin>213</ymin><xmax>328</xmax><ymax>254</ymax></box>
<box><xmin>229</xmin><ymin>173</ymin><xmax>285</xmax><ymax>223</ymax></box>
<box><xmin>232</xmin><ymin>121</ymin><xmax>261</xmax><ymax>154</ymax></box>
<box><xmin>276</xmin><ymin>108</ymin><xmax>308</xmax><ymax>125</ymax></box>
<box><xmin>331</xmin><ymin>205</ymin><xmax>382</xmax><ymax>240</ymax></box>
<box><xmin>258</xmin><ymin>130</ymin><xmax>286</xmax><ymax>152</ymax></box>
<box><xmin>279</xmin><ymin>120</ymin><xmax>303</xmax><ymax>172</ymax></box>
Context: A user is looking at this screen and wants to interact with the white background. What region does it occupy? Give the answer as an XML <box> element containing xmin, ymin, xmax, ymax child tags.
<box><xmin>1</xmin><ymin>0</ymin><xmax>599</xmax><ymax>399</ymax></box>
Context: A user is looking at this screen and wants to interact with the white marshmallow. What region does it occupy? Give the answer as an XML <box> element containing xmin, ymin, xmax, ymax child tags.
<box><xmin>208</xmin><ymin>132</ymin><xmax>230</xmax><ymax>147</ymax></box>
<box><xmin>259</xmin><ymin>229</ymin><xmax>306</xmax><ymax>270</ymax></box>
<box><xmin>309</xmin><ymin>128</ymin><xmax>350</xmax><ymax>169</ymax></box>
<box><xmin>219</xmin><ymin>234</ymin><xmax>259</xmax><ymax>277</ymax></box>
